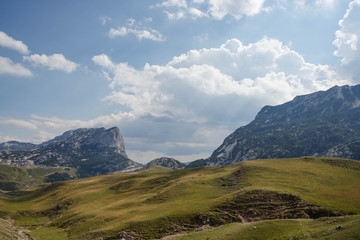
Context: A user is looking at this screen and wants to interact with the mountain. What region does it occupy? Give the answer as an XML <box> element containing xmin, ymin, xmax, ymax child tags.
<box><xmin>0</xmin><ymin>127</ymin><xmax>142</xmax><ymax>177</ymax></box>
<box><xmin>188</xmin><ymin>84</ymin><xmax>360</xmax><ymax>168</ymax></box>
<box><xmin>0</xmin><ymin>141</ymin><xmax>37</xmax><ymax>151</ymax></box>
<box><xmin>144</xmin><ymin>157</ymin><xmax>186</xmax><ymax>170</ymax></box>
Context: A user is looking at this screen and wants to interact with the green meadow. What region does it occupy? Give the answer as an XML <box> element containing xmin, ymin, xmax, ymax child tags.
<box><xmin>0</xmin><ymin>157</ymin><xmax>360</xmax><ymax>239</ymax></box>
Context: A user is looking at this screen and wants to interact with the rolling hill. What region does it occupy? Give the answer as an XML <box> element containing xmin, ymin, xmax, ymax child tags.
<box><xmin>1</xmin><ymin>157</ymin><xmax>360</xmax><ymax>239</ymax></box>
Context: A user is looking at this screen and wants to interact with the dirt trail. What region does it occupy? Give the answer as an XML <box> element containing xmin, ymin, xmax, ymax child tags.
<box><xmin>0</xmin><ymin>218</ymin><xmax>33</xmax><ymax>240</ymax></box>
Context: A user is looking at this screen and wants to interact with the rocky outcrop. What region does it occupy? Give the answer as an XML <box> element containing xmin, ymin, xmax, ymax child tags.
<box><xmin>144</xmin><ymin>157</ymin><xmax>185</xmax><ymax>170</ymax></box>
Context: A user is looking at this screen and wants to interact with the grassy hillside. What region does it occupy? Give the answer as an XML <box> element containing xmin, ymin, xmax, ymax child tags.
<box><xmin>174</xmin><ymin>216</ymin><xmax>360</xmax><ymax>240</ymax></box>
<box><xmin>0</xmin><ymin>157</ymin><xmax>360</xmax><ymax>239</ymax></box>
<box><xmin>0</xmin><ymin>163</ymin><xmax>75</xmax><ymax>191</ymax></box>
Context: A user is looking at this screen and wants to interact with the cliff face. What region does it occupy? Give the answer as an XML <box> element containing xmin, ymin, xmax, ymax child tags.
<box><xmin>0</xmin><ymin>127</ymin><xmax>142</xmax><ymax>177</ymax></box>
<box><xmin>188</xmin><ymin>84</ymin><xmax>360</xmax><ymax>168</ymax></box>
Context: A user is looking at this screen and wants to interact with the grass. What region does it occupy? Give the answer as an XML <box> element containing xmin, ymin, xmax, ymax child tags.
<box><xmin>0</xmin><ymin>157</ymin><xmax>359</xmax><ymax>239</ymax></box>
<box><xmin>0</xmin><ymin>163</ymin><xmax>76</xmax><ymax>190</ymax></box>
<box><xmin>175</xmin><ymin>215</ymin><xmax>360</xmax><ymax>240</ymax></box>
<box><xmin>242</xmin><ymin>157</ymin><xmax>360</xmax><ymax>213</ymax></box>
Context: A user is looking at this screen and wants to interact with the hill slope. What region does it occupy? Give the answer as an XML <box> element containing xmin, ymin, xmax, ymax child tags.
<box><xmin>189</xmin><ymin>84</ymin><xmax>360</xmax><ymax>168</ymax></box>
<box><xmin>0</xmin><ymin>157</ymin><xmax>359</xmax><ymax>239</ymax></box>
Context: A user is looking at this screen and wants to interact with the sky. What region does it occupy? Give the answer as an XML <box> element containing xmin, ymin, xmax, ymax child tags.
<box><xmin>1</xmin><ymin>0</ymin><xmax>360</xmax><ymax>164</ymax></box>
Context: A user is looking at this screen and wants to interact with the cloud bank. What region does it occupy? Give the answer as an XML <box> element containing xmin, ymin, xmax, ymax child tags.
<box><xmin>93</xmin><ymin>37</ymin><xmax>346</xmax><ymax>126</ymax></box>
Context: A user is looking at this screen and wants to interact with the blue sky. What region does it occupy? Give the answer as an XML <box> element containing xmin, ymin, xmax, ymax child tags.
<box><xmin>1</xmin><ymin>0</ymin><xmax>360</xmax><ymax>163</ymax></box>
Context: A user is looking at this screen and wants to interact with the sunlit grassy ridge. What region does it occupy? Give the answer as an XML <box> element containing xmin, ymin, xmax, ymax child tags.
<box><xmin>0</xmin><ymin>157</ymin><xmax>360</xmax><ymax>239</ymax></box>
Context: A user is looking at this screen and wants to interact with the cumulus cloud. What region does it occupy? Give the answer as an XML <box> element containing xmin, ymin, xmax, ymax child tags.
<box><xmin>156</xmin><ymin>0</ymin><xmax>268</xmax><ymax>20</ymax></box>
<box><xmin>23</xmin><ymin>53</ymin><xmax>78</xmax><ymax>73</ymax></box>
<box><xmin>93</xmin><ymin>37</ymin><xmax>346</xmax><ymax>128</ymax></box>
<box><xmin>333</xmin><ymin>0</ymin><xmax>360</xmax><ymax>64</ymax></box>
<box><xmin>0</xmin><ymin>31</ymin><xmax>29</xmax><ymax>54</ymax></box>
<box><xmin>0</xmin><ymin>56</ymin><xmax>33</xmax><ymax>77</ymax></box>
<box><xmin>156</xmin><ymin>0</ymin><xmax>341</xmax><ymax>20</ymax></box>
<box><xmin>333</xmin><ymin>0</ymin><xmax>360</xmax><ymax>83</ymax></box>
<box><xmin>108</xmin><ymin>19</ymin><xmax>165</xmax><ymax>42</ymax></box>
<box><xmin>208</xmin><ymin>0</ymin><xmax>266</xmax><ymax>19</ymax></box>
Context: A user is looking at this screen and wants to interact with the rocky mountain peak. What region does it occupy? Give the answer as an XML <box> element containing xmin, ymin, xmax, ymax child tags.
<box><xmin>254</xmin><ymin>85</ymin><xmax>360</xmax><ymax>124</ymax></box>
<box><xmin>41</xmin><ymin>127</ymin><xmax>127</xmax><ymax>157</ymax></box>
<box><xmin>187</xmin><ymin>84</ymin><xmax>360</xmax><ymax>168</ymax></box>
<box><xmin>0</xmin><ymin>126</ymin><xmax>139</xmax><ymax>177</ymax></box>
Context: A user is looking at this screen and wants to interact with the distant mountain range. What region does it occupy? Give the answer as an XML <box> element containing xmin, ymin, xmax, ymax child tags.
<box><xmin>2</xmin><ymin>84</ymin><xmax>360</xmax><ymax>174</ymax></box>
<box><xmin>188</xmin><ymin>84</ymin><xmax>360</xmax><ymax>167</ymax></box>
<box><xmin>0</xmin><ymin>141</ymin><xmax>37</xmax><ymax>151</ymax></box>
<box><xmin>0</xmin><ymin>127</ymin><xmax>142</xmax><ymax>177</ymax></box>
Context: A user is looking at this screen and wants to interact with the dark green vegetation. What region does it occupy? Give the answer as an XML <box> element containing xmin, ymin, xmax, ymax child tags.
<box><xmin>190</xmin><ymin>84</ymin><xmax>360</xmax><ymax>168</ymax></box>
<box><xmin>0</xmin><ymin>157</ymin><xmax>359</xmax><ymax>239</ymax></box>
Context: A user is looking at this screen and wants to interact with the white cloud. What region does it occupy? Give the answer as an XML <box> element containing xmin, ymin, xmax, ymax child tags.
<box><xmin>100</xmin><ymin>16</ymin><xmax>111</xmax><ymax>25</ymax></box>
<box><xmin>92</xmin><ymin>54</ymin><xmax>115</xmax><ymax>69</ymax></box>
<box><xmin>156</xmin><ymin>0</ymin><xmax>188</xmax><ymax>8</ymax></box>
<box><xmin>0</xmin><ymin>31</ymin><xmax>29</xmax><ymax>55</ymax></box>
<box><xmin>315</xmin><ymin>0</ymin><xmax>335</xmax><ymax>9</ymax></box>
<box><xmin>0</xmin><ymin>135</ymin><xmax>24</xmax><ymax>143</ymax></box>
<box><xmin>0</xmin><ymin>118</ymin><xmax>37</xmax><ymax>130</ymax></box>
<box><xmin>156</xmin><ymin>0</ymin><xmax>267</xmax><ymax>20</ymax></box>
<box><xmin>157</xmin><ymin>0</ymin><xmax>340</xmax><ymax>21</ymax></box>
<box><xmin>23</xmin><ymin>53</ymin><xmax>78</xmax><ymax>73</ymax></box>
<box><xmin>333</xmin><ymin>0</ymin><xmax>360</xmax><ymax>64</ymax></box>
<box><xmin>108</xmin><ymin>19</ymin><xmax>165</xmax><ymax>42</ymax></box>
<box><xmin>0</xmin><ymin>56</ymin><xmax>33</xmax><ymax>77</ymax></box>
<box><xmin>93</xmin><ymin>37</ymin><xmax>347</xmax><ymax>130</ymax></box>
<box><xmin>333</xmin><ymin>0</ymin><xmax>360</xmax><ymax>83</ymax></box>
<box><xmin>208</xmin><ymin>0</ymin><xmax>266</xmax><ymax>19</ymax></box>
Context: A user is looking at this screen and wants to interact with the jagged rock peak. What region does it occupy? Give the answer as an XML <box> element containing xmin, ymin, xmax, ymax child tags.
<box><xmin>145</xmin><ymin>157</ymin><xmax>186</xmax><ymax>170</ymax></box>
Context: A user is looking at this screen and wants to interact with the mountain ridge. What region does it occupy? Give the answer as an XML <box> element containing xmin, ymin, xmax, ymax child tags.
<box><xmin>188</xmin><ymin>84</ymin><xmax>360</xmax><ymax>168</ymax></box>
